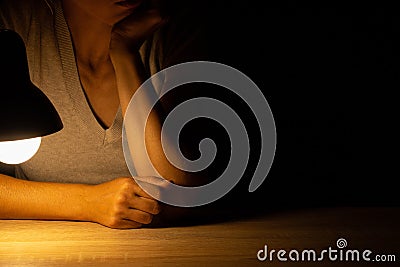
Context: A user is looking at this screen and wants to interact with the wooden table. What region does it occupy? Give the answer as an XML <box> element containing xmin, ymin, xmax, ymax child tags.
<box><xmin>0</xmin><ymin>207</ymin><xmax>399</xmax><ymax>266</ymax></box>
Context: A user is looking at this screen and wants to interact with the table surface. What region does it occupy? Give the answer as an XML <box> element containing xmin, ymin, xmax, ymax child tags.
<box><xmin>0</xmin><ymin>206</ymin><xmax>399</xmax><ymax>267</ymax></box>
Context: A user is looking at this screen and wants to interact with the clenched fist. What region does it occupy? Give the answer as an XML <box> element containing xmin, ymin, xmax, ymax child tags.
<box><xmin>87</xmin><ymin>177</ymin><xmax>161</xmax><ymax>229</ymax></box>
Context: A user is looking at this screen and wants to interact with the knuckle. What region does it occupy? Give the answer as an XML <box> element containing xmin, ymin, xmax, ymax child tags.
<box><xmin>112</xmin><ymin>204</ymin><xmax>125</xmax><ymax>217</ymax></box>
<box><xmin>116</xmin><ymin>194</ymin><xmax>128</xmax><ymax>205</ymax></box>
<box><xmin>133</xmin><ymin>184</ymin><xmax>148</xmax><ymax>197</ymax></box>
<box><xmin>108</xmin><ymin>217</ymin><xmax>120</xmax><ymax>228</ymax></box>
<box><xmin>118</xmin><ymin>177</ymin><xmax>131</xmax><ymax>183</ymax></box>
<box><xmin>118</xmin><ymin>180</ymin><xmax>135</xmax><ymax>195</ymax></box>
<box><xmin>131</xmin><ymin>182</ymin><xmax>140</xmax><ymax>192</ymax></box>
<box><xmin>121</xmin><ymin>178</ymin><xmax>134</xmax><ymax>188</ymax></box>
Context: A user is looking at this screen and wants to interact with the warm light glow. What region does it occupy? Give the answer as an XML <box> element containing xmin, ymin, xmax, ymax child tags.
<box><xmin>0</xmin><ymin>137</ymin><xmax>41</xmax><ymax>164</ymax></box>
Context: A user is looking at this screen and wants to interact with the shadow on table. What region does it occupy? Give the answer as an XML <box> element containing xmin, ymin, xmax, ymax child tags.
<box><xmin>146</xmin><ymin>190</ymin><xmax>400</xmax><ymax>229</ymax></box>
<box><xmin>145</xmin><ymin>197</ymin><xmax>303</xmax><ymax>229</ymax></box>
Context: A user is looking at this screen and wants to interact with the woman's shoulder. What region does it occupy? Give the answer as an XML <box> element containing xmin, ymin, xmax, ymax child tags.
<box><xmin>153</xmin><ymin>2</ymin><xmax>211</xmax><ymax>69</ymax></box>
<box><xmin>0</xmin><ymin>0</ymin><xmax>54</xmax><ymax>40</ymax></box>
<box><xmin>0</xmin><ymin>0</ymin><xmax>34</xmax><ymax>23</ymax></box>
<box><xmin>0</xmin><ymin>0</ymin><xmax>53</xmax><ymax>29</ymax></box>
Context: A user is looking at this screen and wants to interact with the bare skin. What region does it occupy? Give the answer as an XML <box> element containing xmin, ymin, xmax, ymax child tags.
<box><xmin>0</xmin><ymin>0</ymin><xmax>202</xmax><ymax>229</ymax></box>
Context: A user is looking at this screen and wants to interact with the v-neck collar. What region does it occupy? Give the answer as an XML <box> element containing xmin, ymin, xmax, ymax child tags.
<box><xmin>54</xmin><ymin>1</ymin><xmax>122</xmax><ymax>145</ymax></box>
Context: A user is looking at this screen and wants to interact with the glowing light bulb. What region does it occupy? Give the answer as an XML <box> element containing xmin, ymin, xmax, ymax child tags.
<box><xmin>0</xmin><ymin>137</ymin><xmax>41</xmax><ymax>164</ymax></box>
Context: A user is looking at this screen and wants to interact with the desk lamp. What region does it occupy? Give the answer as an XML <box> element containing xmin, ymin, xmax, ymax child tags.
<box><xmin>0</xmin><ymin>29</ymin><xmax>63</xmax><ymax>164</ymax></box>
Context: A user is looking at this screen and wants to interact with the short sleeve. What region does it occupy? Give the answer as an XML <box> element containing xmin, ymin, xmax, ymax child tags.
<box><xmin>0</xmin><ymin>162</ymin><xmax>15</xmax><ymax>177</ymax></box>
<box><xmin>0</xmin><ymin>0</ymin><xmax>35</xmax><ymax>39</ymax></box>
<box><xmin>144</xmin><ymin>3</ymin><xmax>210</xmax><ymax>100</ymax></box>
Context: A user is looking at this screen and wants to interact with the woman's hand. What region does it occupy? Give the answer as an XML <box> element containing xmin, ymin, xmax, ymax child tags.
<box><xmin>110</xmin><ymin>0</ymin><xmax>167</xmax><ymax>53</ymax></box>
<box><xmin>87</xmin><ymin>177</ymin><xmax>161</xmax><ymax>229</ymax></box>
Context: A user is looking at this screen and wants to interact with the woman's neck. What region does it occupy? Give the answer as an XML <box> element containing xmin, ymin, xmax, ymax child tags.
<box><xmin>62</xmin><ymin>0</ymin><xmax>112</xmax><ymax>70</ymax></box>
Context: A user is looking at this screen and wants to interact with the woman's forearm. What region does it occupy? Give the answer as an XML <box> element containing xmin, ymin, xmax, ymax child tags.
<box><xmin>0</xmin><ymin>174</ymin><xmax>92</xmax><ymax>220</ymax></box>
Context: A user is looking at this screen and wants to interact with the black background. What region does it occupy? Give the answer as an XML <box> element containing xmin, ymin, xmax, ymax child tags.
<box><xmin>1</xmin><ymin>1</ymin><xmax>397</xmax><ymax>214</ymax></box>
<box><xmin>189</xmin><ymin>2</ymin><xmax>398</xmax><ymax>213</ymax></box>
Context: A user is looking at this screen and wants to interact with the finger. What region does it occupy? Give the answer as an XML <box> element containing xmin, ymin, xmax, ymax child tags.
<box><xmin>132</xmin><ymin>181</ymin><xmax>155</xmax><ymax>199</ymax></box>
<box><xmin>134</xmin><ymin>176</ymin><xmax>169</xmax><ymax>187</ymax></box>
<box><xmin>135</xmin><ymin>176</ymin><xmax>171</xmax><ymax>200</ymax></box>
<box><xmin>106</xmin><ymin>218</ymin><xmax>142</xmax><ymax>229</ymax></box>
<box><xmin>129</xmin><ymin>195</ymin><xmax>161</xmax><ymax>215</ymax></box>
<box><xmin>124</xmin><ymin>209</ymin><xmax>154</xmax><ymax>225</ymax></box>
<box><xmin>115</xmin><ymin>220</ymin><xmax>143</xmax><ymax>229</ymax></box>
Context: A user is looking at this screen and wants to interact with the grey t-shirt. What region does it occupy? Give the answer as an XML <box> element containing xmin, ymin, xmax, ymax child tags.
<box><xmin>0</xmin><ymin>0</ymin><xmax>207</xmax><ymax>184</ymax></box>
<box><xmin>0</xmin><ymin>0</ymin><xmax>132</xmax><ymax>184</ymax></box>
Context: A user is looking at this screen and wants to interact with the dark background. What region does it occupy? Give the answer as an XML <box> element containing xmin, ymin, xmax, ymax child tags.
<box><xmin>1</xmin><ymin>1</ymin><xmax>396</xmax><ymax>216</ymax></box>
<box><xmin>184</xmin><ymin>2</ymin><xmax>398</xmax><ymax>213</ymax></box>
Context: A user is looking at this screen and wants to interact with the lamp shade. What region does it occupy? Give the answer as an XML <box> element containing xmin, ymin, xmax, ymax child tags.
<box><xmin>0</xmin><ymin>29</ymin><xmax>63</xmax><ymax>142</ymax></box>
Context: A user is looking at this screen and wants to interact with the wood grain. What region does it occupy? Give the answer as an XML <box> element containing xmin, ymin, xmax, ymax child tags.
<box><xmin>0</xmin><ymin>207</ymin><xmax>399</xmax><ymax>266</ymax></box>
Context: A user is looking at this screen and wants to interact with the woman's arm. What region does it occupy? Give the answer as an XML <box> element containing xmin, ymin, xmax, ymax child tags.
<box><xmin>109</xmin><ymin>9</ymin><xmax>205</xmax><ymax>188</ymax></box>
<box><xmin>0</xmin><ymin>173</ymin><xmax>90</xmax><ymax>220</ymax></box>
<box><xmin>0</xmin><ymin>174</ymin><xmax>160</xmax><ymax>229</ymax></box>
<box><xmin>110</xmin><ymin>49</ymin><xmax>194</xmax><ymax>185</ymax></box>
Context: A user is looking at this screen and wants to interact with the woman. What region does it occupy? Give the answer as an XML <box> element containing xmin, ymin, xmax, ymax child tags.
<box><xmin>0</xmin><ymin>0</ymin><xmax>209</xmax><ymax>228</ymax></box>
